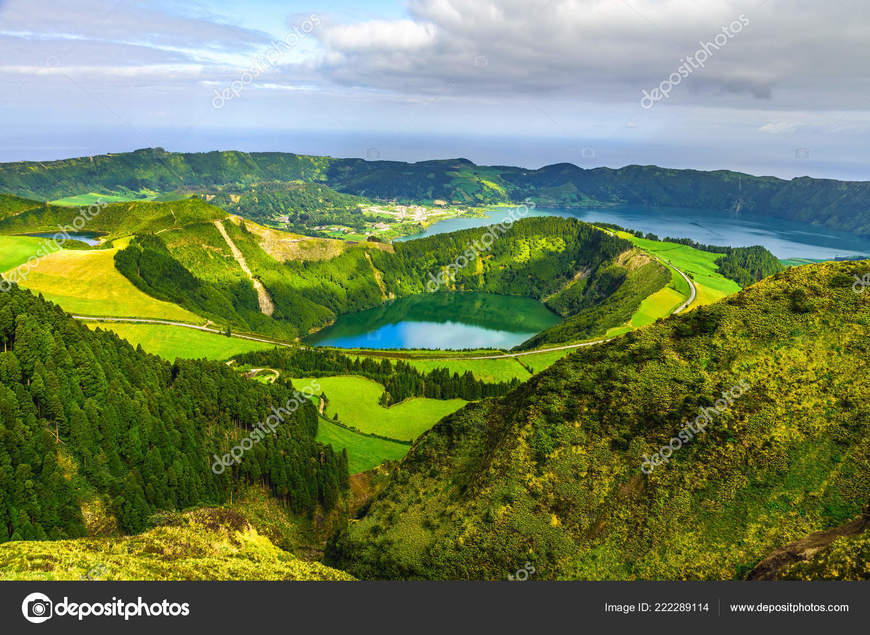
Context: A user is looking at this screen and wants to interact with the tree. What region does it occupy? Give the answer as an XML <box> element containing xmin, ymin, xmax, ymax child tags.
<box><xmin>0</xmin><ymin>306</ymin><xmax>13</xmax><ymax>353</ymax></box>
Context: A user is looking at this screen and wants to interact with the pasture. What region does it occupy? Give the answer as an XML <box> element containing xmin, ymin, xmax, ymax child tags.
<box><xmin>293</xmin><ymin>375</ymin><xmax>467</xmax><ymax>442</ymax></box>
<box><xmin>5</xmin><ymin>246</ymin><xmax>200</xmax><ymax>321</ymax></box>
<box><xmin>315</xmin><ymin>417</ymin><xmax>410</xmax><ymax>474</ymax></box>
<box><xmin>89</xmin><ymin>322</ymin><xmax>275</xmax><ymax>361</ymax></box>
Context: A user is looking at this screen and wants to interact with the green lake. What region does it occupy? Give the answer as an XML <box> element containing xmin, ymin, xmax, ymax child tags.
<box><xmin>306</xmin><ymin>292</ymin><xmax>561</xmax><ymax>350</ymax></box>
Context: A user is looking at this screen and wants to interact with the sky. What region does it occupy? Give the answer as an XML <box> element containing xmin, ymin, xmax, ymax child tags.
<box><xmin>1</xmin><ymin>0</ymin><xmax>869</xmax><ymax>180</ymax></box>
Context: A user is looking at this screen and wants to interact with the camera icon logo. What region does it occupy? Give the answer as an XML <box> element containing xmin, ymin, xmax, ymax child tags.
<box><xmin>21</xmin><ymin>593</ymin><xmax>53</xmax><ymax>624</ymax></box>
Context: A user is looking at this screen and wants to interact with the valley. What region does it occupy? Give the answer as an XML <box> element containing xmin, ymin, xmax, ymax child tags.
<box><xmin>0</xmin><ymin>148</ymin><xmax>866</xmax><ymax>585</ymax></box>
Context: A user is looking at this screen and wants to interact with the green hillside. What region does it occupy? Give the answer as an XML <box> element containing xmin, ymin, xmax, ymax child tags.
<box><xmin>196</xmin><ymin>180</ymin><xmax>371</xmax><ymax>232</ymax></box>
<box><xmin>0</xmin><ymin>283</ymin><xmax>348</xmax><ymax>542</ymax></box>
<box><xmin>0</xmin><ymin>193</ymin><xmax>42</xmax><ymax>219</ymax></box>
<box><xmin>2</xmin><ymin>148</ymin><xmax>870</xmax><ymax>235</ymax></box>
<box><xmin>326</xmin><ymin>260</ymin><xmax>870</xmax><ymax>580</ymax></box>
<box><xmin>0</xmin><ymin>197</ymin><xmax>224</xmax><ymax>238</ymax></box>
<box><xmin>101</xmin><ymin>210</ymin><xmax>665</xmax><ymax>345</ymax></box>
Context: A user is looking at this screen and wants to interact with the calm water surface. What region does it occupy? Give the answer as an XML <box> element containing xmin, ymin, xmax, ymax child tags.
<box><xmin>307</xmin><ymin>292</ymin><xmax>560</xmax><ymax>350</ymax></box>
<box><xmin>399</xmin><ymin>205</ymin><xmax>870</xmax><ymax>260</ymax></box>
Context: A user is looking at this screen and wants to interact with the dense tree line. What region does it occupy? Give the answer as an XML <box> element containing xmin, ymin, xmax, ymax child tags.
<box><xmin>0</xmin><ymin>285</ymin><xmax>347</xmax><ymax>541</ymax></box>
<box><xmin>272</xmin><ymin>217</ymin><xmax>631</xmax><ymax>332</ymax></box>
<box><xmin>114</xmin><ymin>234</ymin><xmax>297</xmax><ymax>340</ymax></box>
<box><xmin>232</xmin><ymin>348</ymin><xmax>521</xmax><ymax>403</ymax></box>
<box><xmin>196</xmin><ymin>181</ymin><xmax>371</xmax><ymax>233</ymax></box>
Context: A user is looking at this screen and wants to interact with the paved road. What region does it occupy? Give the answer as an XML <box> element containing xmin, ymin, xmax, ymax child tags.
<box><xmin>661</xmin><ymin>257</ymin><xmax>697</xmax><ymax>314</ymax></box>
<box><xmin>595</xmin><ymin>225</ymin><xmax>697</xmax><ymax>314</ymax></box>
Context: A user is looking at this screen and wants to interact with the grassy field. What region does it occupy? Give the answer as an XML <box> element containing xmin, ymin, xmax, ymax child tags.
<box><xmin>50</xmin><ymin>192</ymin><xmax>152</xmax><ymax>206</ymax></box>
<box><xmin>781</xmin><ymin>258</ymin><xmax>823</xmax><ymax>268</ymax></box>
<box><xmin>315</xmin><ymin>416</ymin><xmax>410</xmax><ymax>474</ymax></box>
<box><xmin>295</xmin><ymin>375</ymin><xmax>467</xmax><ymax>442</ymax></box>
<box><xmin>622</xmin><ymin>233</ymin><xmax>741</xmax><ymax>305</ymax></box>
<box><xmin>88</xmin><ymin>323</ymin><xmax>275</xmax><ymax>361</ymax></box>
<box><xmin>629</xmin><ymin>286</ymin><xmax>686</xmax><ymax>327</ymax></box>
<box><xmin>368</xmin><ymin>356</ymin><xmax>530</xmax><ymax>382</ymax></box>
<box><xmin>5</xmin><ymin>246</ymin><xmax>201</xmax><ymax>321</ymax></box>
<box><xmin>0</xmin><ymin>235</ymin><xmax>48</xmax><ymax>272</ymax></box>
<box><xmin>353</xmin><ymin>346</ymin><xmax>597</xmax><ymax>381</ymax></box>
<box><xmin>518</xmin><ymin>348</ymin><xmax>574</xmax><ymax>374</ymax></box>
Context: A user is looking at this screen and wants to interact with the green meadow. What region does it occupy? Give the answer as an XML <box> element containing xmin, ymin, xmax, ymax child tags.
<box><xmin>0</xmin><ymin>235</ymin><xmax>46</xmax><ymax>272</ymax></box>
<box><xmin>372</xmin><ymin>356</ymin><xmax>530</xmax><ymax>383</ymax></box>
<box><xmin>50</xmin><ymin>192</ymin><xmax>153</xmax><ymax>206</ymax></box>
<box><xmin>6</xmin><ymin>246</ymin><xmax>200</xmax><ymax>321</ymax></box>
<box><xmin>294</xmin><ymin>375</ymin><xmax>467</xmax><ymax>442</ymax></box>
<box><xmin>89</xmin><ymin>322</ymin><xmax>275</xmax><ymax>361</ymax></box>
<box><xmin>622</xmin><ymin>233</ymin><xmax>741</xmax><ymax>305</ymax></box>
<box><xmin>315</xmin><ymin>416</ymin><xmax>410</xmax><ymax>474</ymax></box>
<box><xmin>518</xmin><ymin>348</ymin><xmax>574</xmax><ymax>374</ymax></box>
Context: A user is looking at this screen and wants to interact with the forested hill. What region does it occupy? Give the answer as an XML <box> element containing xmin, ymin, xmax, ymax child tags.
<box><xmin>0</xmin><ymin>284</ymin><xmax>348</xmax><ymax>542</ymax></box>
<box><xmin>1</xmin><ymin>148</ymin><xmax>869</xmax><ymax>235</ymax></box>
<box><xmin>326</xmin><ymin>259</ymin><xmax>870</xmax><ymax>580</ymax></box>
<box><xmin>109</xmin><ymin>215</ymin><xmax>654</xmax><ymax>343</ymax></box>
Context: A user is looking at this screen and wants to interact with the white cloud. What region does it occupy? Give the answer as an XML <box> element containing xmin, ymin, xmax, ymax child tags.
<box><xmin>310</xmin><ymin>0</ymin><xmax>870</xmax><ymax>110</ymax></box>
<box><xmin>322</xmin><ymin>19</ymin><xmax>437</xmax><ymax>52</ymax></box>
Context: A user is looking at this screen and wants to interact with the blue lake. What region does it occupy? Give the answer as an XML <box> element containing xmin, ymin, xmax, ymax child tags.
<box><xmin>399</xmin><ymin>205</ymin><xmax>870</xmax><ymax>260</ymax></box>
<box><xmin>307</xmin><ymin>292</ymin><xmax>561</xmax><ymax>350</ymax></box>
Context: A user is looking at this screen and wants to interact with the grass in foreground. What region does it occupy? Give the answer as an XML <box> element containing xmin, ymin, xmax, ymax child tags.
<box><xmin>0</xmin><ymin>235</ymin><xmax>47</xmax><ymax>272</ymax></box>
<box><xmin>0</xmin><ymin>508</ymin><xmax>353</xmax><ymax>581</ymax></box>
<box><xmin>315</xmin><ymin>417</ymin><xmax>410</xmax><ymax>474</ymax></box>
<box><xmin>296</xmin><ymin>375</ymin><xmax>467</xmax><ymax>442</ymax></box>
<box><xmin>89</xmin><ymin>323</ymin><xmax>275</xmax><ymax>361</ymax></box>
<box><xmin>6</xmin><ymin>247</ymin><xmax>200</xmax><ymax>321</ymax></box>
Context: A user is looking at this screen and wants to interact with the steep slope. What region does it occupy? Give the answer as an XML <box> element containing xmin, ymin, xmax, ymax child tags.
<box><xmin>747</xmin><ymin>504</ymin><xmax>869</xmax><ymax>580</ymax></box>
<box><xmin>0</xmin><ymin>193</ymin><xmax>42</xmax><ymax>220</ymax></box>
<box><xmin>326</xmin><ymin>260</ymin><xmax>870</xmax><ymax>580</ymax></box>
<box><xmin>0</xmin><ymin>283</ymin><xmax>348</xmax><ymax>543</ymax></box>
